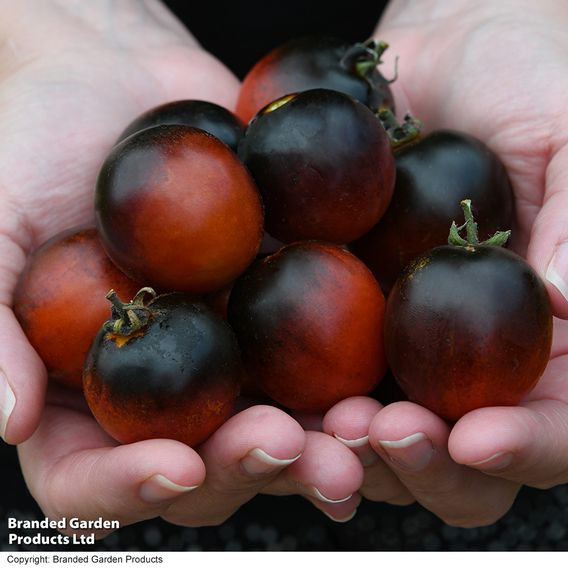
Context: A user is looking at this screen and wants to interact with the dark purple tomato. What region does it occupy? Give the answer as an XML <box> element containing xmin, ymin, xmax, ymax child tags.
<box><xmin>14</xmin><ymin>227</ymin><xmax>140</xmax><ymax>390</ymax></box>
<box><xmin>228</xmin><ymin>242</ymin><xmax>387</xmax><ymax>413</ymax></box>
<box><xmin>386</xmin><ymin>244</ymin><xmax>552</xmax><ymax>422</ymax></box>
<box><xmin>237</xmin><ymin>36</ymin><xmax>395</xmax><ymax>123</ymax></box>
<box><xmin>83</xmin><ymin>290</ymin><xmax>242</xmax><ymax>447</ymax></box>
<box><xmin>95</xmin><ymin>125</ymin><xmax>264</xmax><ymax>294</ymax></box>
<box><xmin>117</xmin><ymin>100</ymin><xmax>244</xmax><ymax>152</ymax></box>
<box><xmin>350</xmin><ymin>130</ymin><xmax>514</xmax><ymax>293</ymax></box>
<box><xmin>238</xmin><ymin>89</ymin><xmax>395</xmax><ymax>244</ymax></box>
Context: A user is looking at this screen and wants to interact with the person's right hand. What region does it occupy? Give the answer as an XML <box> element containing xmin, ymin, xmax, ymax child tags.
<box><xmin>6</xmin><ymin>1</ymin><xmax>365</xmax><ymax>532</ymax></box>
<box><xmin>0</xmin><ymin>0</ymin><xmax>241</xmax><ymax>444</ymax></box>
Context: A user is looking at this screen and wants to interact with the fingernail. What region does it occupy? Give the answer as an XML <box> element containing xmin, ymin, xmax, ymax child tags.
<box><xmin>334</xmin><ymin>433</ymin><xmax>369</xmax><ymax>448</ymax></box>
<box><xmin>322</xmin><ymin>507</ymin><xmax>358</xmax><ymax>523</ymax></box>
<box><xmin>468</xmin><ymin>451</ymin><xmax>513</xmax><ymax>472</ymax></box>
<box><xmin>0</xmin><ymin>370</ymin><xmax>16</xmax><ymax>441</ymax></box>
<box><xmin>240</xmin><ymin>448</ymin><xmax>301</xmax><ymax>476</ymax></box>
<box><xmin>139</xmin><ymin>474</ymin><xmax>200</xmax><ymax>504</ymax></box>
<box><xmin>334</xmin><ymin>433</ymin><xmax>379</xmax><ymax>467</ymax></box>
<box><xmin>379</xmin><ymin>432</ymin><xmax>434</xmax><ymax>472</ymax></box>
<box><xmin>546</xmin><ymin>243</ymin><xmax>568</xmax><ymax>301</ymax></box>
<box><xmin>305</xmin><ymin>486</ymin><xmax>353</xmax><ymax>504</ymax></box>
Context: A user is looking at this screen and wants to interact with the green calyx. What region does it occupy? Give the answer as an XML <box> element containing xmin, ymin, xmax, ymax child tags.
<box><xmin>448</xmin><ymin>200</ymin><xmax>511</xmax><ymax>248</ymax></box>
<box><xmin>105</xmin><ymin>287</ymin><xmax>157</xmax><ymax>335</ymax></box>
<box><xmin>378</xmin><ymin>109</ymin><xmax>423</xmax><ymax>150</ymax></box>
<box><xmin>340</xmin><ymin>38</ymin><xmax>391</xmax><ymax>78</ymax></box>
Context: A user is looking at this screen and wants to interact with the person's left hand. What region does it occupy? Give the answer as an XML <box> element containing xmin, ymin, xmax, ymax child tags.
<box><xmin>323</xmin><ymin>325</ymin><xmax>568</xmax><ymax>528</ymax></box>
<box><xmin>322</xmin><ymin>0</ymin><xmax>568</xmax><ymax>527</ymax></box>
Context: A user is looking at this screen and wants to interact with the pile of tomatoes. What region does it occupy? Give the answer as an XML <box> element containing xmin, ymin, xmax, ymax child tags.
<box><xmin>14</xmin><ymin>36</ymin><xmax>552</xmax><ymax>447</ymax></box>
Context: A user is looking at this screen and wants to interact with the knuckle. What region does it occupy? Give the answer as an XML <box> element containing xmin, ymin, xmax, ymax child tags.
<box><xmin>386</xmin><ymin>493</ymin><xmax>416</xmax><ymax>507</ymax></box>
<box><xmin>360</xmin><ymin>484</ymin><xmax>414</xmax><ymax>505</ymax></box>
<box><xmin>163</xmin><ymin>504</ymin><xmax>238</xmax><ymax>528</ymax></box>
<box><xmin>439</xmin><ymin>503</ymin><xmax>512</xmax><ymax>529</ymax></box>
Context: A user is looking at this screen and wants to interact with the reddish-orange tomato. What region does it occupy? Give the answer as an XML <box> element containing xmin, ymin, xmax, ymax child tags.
<box><xmin>95</xmin><ymin>125</ymin><xmax>264</xmax><ymax>294</ymax></box>
<box><xmin>385</xmin><ymin>203</ymin><xmax>552</xmax><ymax>421</ymax></box>
<box><xmin>237</xmin><ymin>35</ymin><xmax>394</xmax><ymax>124</ymax></box>
<box><xmin>83</xmin><ymin>291</ymin><xmax>241</xmax><ymax>447</ymax></box>
<box><xmin>13</xmin><ymin>227</ymin><xmax>140</xmax><ymax>389</ymax></box>
<box><xmin>228</xmin><ymin>242</ymin><xmax>387</xmax><ymax>412</ymax></box>
<box><xmin>351</xmin><ymin>125</ymin><xmax>514</xmax><ymax>294</ymax></box>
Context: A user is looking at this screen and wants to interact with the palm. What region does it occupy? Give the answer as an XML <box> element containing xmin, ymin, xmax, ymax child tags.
<box><xmin>0</xmin><ymin>3</ymin><xmax>240</xmax><ymax>444</ymax></box>
<box><xmin>365</xmin><ymin>0</ymin><xmax>568</xmax><ymax>496</ymax></box>
<box><xmin>378</xmin><ymin>2</ymin><xmax>568</xmax><ymax>391</ymax></box>
<box><xmin>378</xmin><ymin>3</ymin><xmax>568</xmax><ymax>253</ymax></box>
<box><xmin>0</xmin><ymin>23</ymin><xmax>238</xmax><ymax>261</ymax></box>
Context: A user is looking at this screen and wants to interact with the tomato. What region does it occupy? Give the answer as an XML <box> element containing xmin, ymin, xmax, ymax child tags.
<box><xmin>351</xmin><ymin>115</ymin><xmax>514</xmax><ymax>294</ymax></box>
<box><xmin>13</xmin><ymin>227</ymin><xmax>140</xmax><ymax>390</ymax></box>
<box><xmin>117</xmin><ymin>100</ymin><xmax>244</xmax><ymax>152</ymax></box>
<box><xmin>237</xmin><ymin>35</ymin><xmax>395</xmax><ymax>123</ymax></box>
<box><xmin>238</xmin><ymin>89</ymin><xmax>395</xmax><ymax>244</ymax></box>
<box><xmin>83</xmin><ymin>289</ymin><xmax>241</xmax><ymax>446</ymax></box>
<box><xmin>95</xmin><ymin>125</ymin><xmax>264</xmax><ymax>294</ymax></box>
<box><xmin>228</xmin><ymin>242</ymin><xmax>387</xmax><ymax>412</ymax></box>
<box><xmin>385</xmin><ymin>201</ymin><xmax>552</xmax><ymax>421</ymax></box>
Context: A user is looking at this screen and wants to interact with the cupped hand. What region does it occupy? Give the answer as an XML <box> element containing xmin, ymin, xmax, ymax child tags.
<box><xmin>0</xmin><ymin>0</ymin><xmax>240</xmax><ymax>443</ymax></box>
<box><xmin>325</xmin><ymin>0</ymin><xmax>568</xmax><ymax>527</ymax></box>
<box><xmin>6</xmin><ymin>3</ymin><xmax>365</xmax><ymax>529</ymax></box>
<box><xmin>18</xmin><ymin>386</ymin><xmax>363</xmax><ymax>534</ymax></box>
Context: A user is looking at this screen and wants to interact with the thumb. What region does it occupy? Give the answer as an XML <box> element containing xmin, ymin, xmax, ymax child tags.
<box><xmin>0</xmin><ymin>230</ymin><xmax>47</xmax><ymax>444</ymax></box>
<box><xmin>527</xmin><ymin>144</ymin><xmax>568</xmax><ymax>319</ymax></box>
<box><xmin>449</xmin><ymin>397</ymin><xmax>568</xmax><ymax>489</ymax></box>
<box><xmin>18</xmin><ymin>405</ymin><xmax>206</xmax><ymax>537</ymax></box>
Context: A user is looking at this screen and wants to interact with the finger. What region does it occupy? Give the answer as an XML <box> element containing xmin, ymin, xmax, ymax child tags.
<box><xmin>369</xmin><ymin>401</ymin><xmax>520</xmax><ymax>528</ymax></box>
<box><xmin>304</xmin><ymin>493</ymin><xmax>362</xmax><ymax>524</ymax></box>
<box><xmin>18</xmin><ymin>405</ymin><xmax>206</xmax><ymax>537</ymax></box>
<box><xmin>163</xmin><ymin>405</ymin><xmax>305</xmax><ymax>527</ymax></box>
<box><xmin>265</xmin><ymin>430</ymin><xmax>364</xmax><ymax>522</ymax></box>
<box><xmin>0</xmin><ymin>305</ymin><xmax>47</xmax><ymax>444</ymax></box>
<box><xmin>322</xmin><ymin>396</ymin><xmax>414</xmax><ymax>505</ymax></box>
<box><xmin>527</xmin><ymin>144</ymin><xmax>568</xmax><ymax>318</ymax></box>
<box><xmin>449</xmin><ymin>387</ymin><xmax>568</xmax><ymax>488</ymax></box>
<box><xmin>323</xmin><ymin>396</ymin><xmax>383</xmax><ymax>467</ymax></box>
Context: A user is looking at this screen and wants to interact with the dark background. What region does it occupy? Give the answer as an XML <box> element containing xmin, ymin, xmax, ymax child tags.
<box><xmin>2</xmin><ymin>439</ymin><xmax>568</xmax><ymax>551</ymax></box>
<box><xmin>3</xmin><ymin>0</ymin><xmax>568</xmax><ymax>553</ymax></box>
<box><xmin>163</xmin><ymin>0</ymin><xmax>388</xmax><ymax>78</ymax></box>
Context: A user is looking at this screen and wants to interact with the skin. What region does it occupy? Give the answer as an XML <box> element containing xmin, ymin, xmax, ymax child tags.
<box><xmin>3</xmin><ymin>0</ymin><xmax>362</xmax><ymax>532</ymax></box>
<box><xmin>324</xmin><ymin>0</ymin><xmax>568</xmax><ymax>527</ymax></box>
<box><xmin>6</xmin><ymin>0</ymin><xmax>568</xmax><ymax>533</ymax></box>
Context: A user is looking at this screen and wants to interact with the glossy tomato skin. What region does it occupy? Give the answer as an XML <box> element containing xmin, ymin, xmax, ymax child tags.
<box><xmin>83</xmin><ymin>294</ymin><xmax>241</xmax><ymax>447</ymax></box>
<box><xmin>237</xmin><ymin>35</ymin><xmax>394</xmax><ymax>124</ymax></box>
<box><xmin>238</xmin><ymin>89</ymin><xmax>395</xmax><ymax>244</ymax></box>
<box><xmin>13</xmin><ymin>227</ymin><xmax>140</xmax><ymax>390</ymax></box>
<box><xmin>96</xmin><ymin>125</ymin><xmax>263</xmax><ymax>294</ymax></box>
<box><xmin>228</xmin><ymin>242</ymin><xmax>387</xmax><ymax>413</ymax></box>
<box><xmin>117</xmin><ymin>100</ymin><xmax>245</xmax><ymax>152</ymax></box>
<box><xmin>350</xmin><ymin>131</ymin><xmax>514</xmax><ymax>293</ymax></box>
<box><xmin>385</xmin><ymin>245</ymin><xmax>552</xmax><ymax>422</ymax></box>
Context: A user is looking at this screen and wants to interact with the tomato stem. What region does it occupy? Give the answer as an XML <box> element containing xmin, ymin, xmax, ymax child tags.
<box><xmin>105</xmin><ymin>287</ymin><xmax>156</xmax><ymax>336</ymax></box>
<box><xmin>378</xmin><ymin>109</ymin><xmax>422</xmax><ymax>150</ymax></box>
<box><xmin>341</xmin><ymin>39</ymin><xmax>389</xmax><ymax>78</ymax></box>
<box><xmin>448</xmin><ymin>199</ymin><xmax>511</xmax><ymax>248</ymax></box>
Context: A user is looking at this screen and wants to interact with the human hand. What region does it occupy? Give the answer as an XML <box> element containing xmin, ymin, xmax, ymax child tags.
<box><xmin>323</xmin><ymin>0</ymin><xmax>568</xmax><ymax>527</ymax></box>
<box><xmin>17</xmin><ymin>386</ymin><xmax>363</xmax><ymax>535</ymax></box>
<box><xmin>7</xmin><ymin>1</ymin><xmax>365</xmax><ymax>531</ymax></box>
<box><xmin>0</xmin><ymin>0</ymin><xmax>240</xmax><ymax>444</ymax></box>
